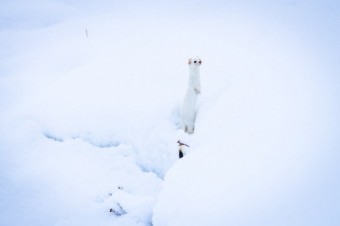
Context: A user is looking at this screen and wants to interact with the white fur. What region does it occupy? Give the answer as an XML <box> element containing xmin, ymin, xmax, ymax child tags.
<box><xmin>180</xmin><ymin>57</ymin><xmax>202</xmax><ymax>134</ymax></box>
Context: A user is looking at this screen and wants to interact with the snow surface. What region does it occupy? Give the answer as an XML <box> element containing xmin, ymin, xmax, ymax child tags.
<box><xmin>1</xmin><ymin>1</ymin><xmax>340</xmax><ymax>226</ymax></box>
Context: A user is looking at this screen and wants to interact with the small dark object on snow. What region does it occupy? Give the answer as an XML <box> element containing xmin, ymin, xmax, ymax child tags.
<box><xmin>179</xmin><ymin>150</ymin><xmax>184</xmax><ymax>158</ymax></box>
<box><xmin>110</xmin><ymin>202</ymin><xmax>127</xmax><ymax>216</ymax></box>
<box><xmin>177</xmin><ymin>140</ymin><xmax>190</xmax><ymax>147</ymax></box>
<box><xmin>177</xmin><ymin>140</ymin><xmax>189</xmax><ymax>159</ymax></box>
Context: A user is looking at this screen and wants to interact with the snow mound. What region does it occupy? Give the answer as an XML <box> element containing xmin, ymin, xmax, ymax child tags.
<box><xmin>153</xmin><ymin>23</ymin><xmax>340</xmax><ymax>225</ymax></box>
<box><xmin>1</xmin><ymin>1</ymin><xmax>340</xmax><ymax>226</ymax></box>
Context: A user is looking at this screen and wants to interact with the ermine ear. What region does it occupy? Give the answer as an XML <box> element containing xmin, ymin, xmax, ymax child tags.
<box><xmin>188</xmin><ymin>58</ymin><xmax>192</xmax><ymax>65</ymax></box>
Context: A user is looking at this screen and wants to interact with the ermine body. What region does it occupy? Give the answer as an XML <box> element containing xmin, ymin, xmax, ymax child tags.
<box><xmin>180</xmin><ymin>57</ymin><xmax>202</xmax><ymax>134</ymax></box>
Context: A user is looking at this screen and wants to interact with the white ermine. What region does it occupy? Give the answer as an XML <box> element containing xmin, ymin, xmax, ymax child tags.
<box><xmin>180</xmin><ymin>57</ymin><xmax>202</xmax><ymax>134</ymax></box>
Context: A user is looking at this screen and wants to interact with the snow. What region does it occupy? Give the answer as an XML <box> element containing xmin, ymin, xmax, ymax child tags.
<box><xmin>1</xmin><ymin>1</ymin><xmax>340</xmax><ymax>226</ymax></box>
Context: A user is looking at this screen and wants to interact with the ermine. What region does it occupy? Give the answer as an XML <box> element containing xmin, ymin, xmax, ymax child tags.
<box><xmin>180</xmin><ymin>57</ymin><xmax>202</xmax><ymax>134</ymax></box>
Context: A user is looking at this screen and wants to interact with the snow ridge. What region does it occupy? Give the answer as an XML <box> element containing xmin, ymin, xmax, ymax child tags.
<box><xmin>1</xmin><ymin>1</ymin><xmax>340</xmax><ymax>226</ymax></box>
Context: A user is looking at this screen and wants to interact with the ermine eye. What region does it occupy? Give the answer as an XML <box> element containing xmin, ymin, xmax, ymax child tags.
<box><xmin>194</xmin><ymin>61</ymin><xmax>197</xmax><ymax>63</ymax></box>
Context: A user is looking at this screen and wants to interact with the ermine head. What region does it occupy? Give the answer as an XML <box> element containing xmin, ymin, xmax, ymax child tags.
<box><xmin>188</xmin><ymin>57</ymin><xmax>202</xmax><ymax>68</ymax></box>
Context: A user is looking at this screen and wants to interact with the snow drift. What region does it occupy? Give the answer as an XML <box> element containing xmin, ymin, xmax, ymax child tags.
<box><xmin>1</xmin><ymin>1</ymin><xmax>339</xmax><ymax>226</ymax></box>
